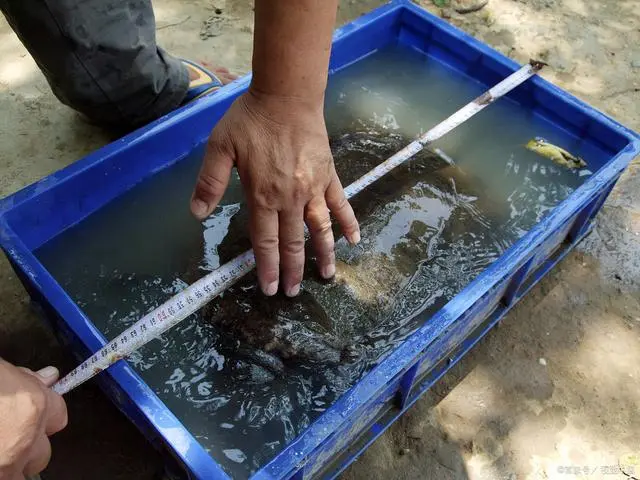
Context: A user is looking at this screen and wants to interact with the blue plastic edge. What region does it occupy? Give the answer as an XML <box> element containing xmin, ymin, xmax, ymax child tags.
<box><xmin>0</xmin><ymin>0</ymin><xmax>638</xmax><ymax>479</ymax></box>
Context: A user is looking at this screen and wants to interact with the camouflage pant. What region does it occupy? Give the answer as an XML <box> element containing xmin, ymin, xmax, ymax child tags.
<box><xmin>0</xmin><ymin>0</ymin><xmax>189</xmax><ymax>130</ymax></box>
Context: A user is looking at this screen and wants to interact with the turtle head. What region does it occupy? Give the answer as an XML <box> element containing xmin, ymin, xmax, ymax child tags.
<box><xmin>526</xmin><ymin>136</ymin><xmax>547</xmax><ymax>149</ymax></box>
<box><xmin>572</xmin><ymin>156</ymin><xmax>588</xmax><ymax>168</ymax></box>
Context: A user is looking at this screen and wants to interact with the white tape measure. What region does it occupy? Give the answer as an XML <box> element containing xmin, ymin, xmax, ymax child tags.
<box><xmin>52</xmin><ymin>60</ymin><xmax>544</xmax><ymax>395</ymax></box>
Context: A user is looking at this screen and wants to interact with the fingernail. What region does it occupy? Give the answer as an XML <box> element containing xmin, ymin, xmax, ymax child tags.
<box><xmin>191</xmin><ymin>198</ymin><xmax>209</xmax><ymax>219</ymax></box>
<box><xmin>263</xmin><ymin>280</ymin><xmax>279</xmax><ymax>296</ymax></box>
<box><xmin>349</xmin><ymin>230</ymin><xmax>361</xmax><ymax>245</ymax></box>
<box><xmin>37</xmin><ymin>366</ymin><xmax>59</xmax><ymax>380</ymax></box>
<box><xmin>321</xmin><ymin>263</ymin><xmax>336</xmax><ymax>279</ymax></box>
<box><xmin>286</xmin><ymin>284</ymin><xmax>301</xmax><ymax>297</ymax></box>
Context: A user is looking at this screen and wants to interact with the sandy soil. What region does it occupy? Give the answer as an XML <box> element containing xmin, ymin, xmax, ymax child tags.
<box><xmin>0</xmin><ymin>0</ymin><xmax>639</xmax><ymax>479</ymax></box>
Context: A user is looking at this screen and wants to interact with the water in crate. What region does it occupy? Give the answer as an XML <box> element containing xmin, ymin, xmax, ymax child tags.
<box><xmin>36</xmin><ymin>45</ymin><xmax>590</xmax><ymax>476</ymax></box>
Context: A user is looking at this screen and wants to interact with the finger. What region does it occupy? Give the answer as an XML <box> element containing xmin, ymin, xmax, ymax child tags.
<box><xmin>325</xmin><ymin>171</ymin><xmax>360</xmax><ymax>244</ymax></box>
<box><xmin>278</xmin><ymin>208</ymin><xmax>306</xmax><ymax>297</ymax></box>
<box><xmin>17</xmin><ymin>366</ymin><xmax>59</xmax><ymax>387</ymax></box>
<box><xmin>43</xmin><ymin>387</ymin><xmax>68</xmax><ymax>435</ymax></box>
<box><xmin>249</xmin><ymin>206</ymin><xmax>280</xmax><ymax>296</ymax></box>
<box><xmin>191</xmin><ymin>136</ymin><xmax>234</xmax><ymax>220</ymax></box>
<box><xmin>36</xmin><ymin>366</ymin><xmax>59</xmax><ymax>387</ymax></box>
<box><xmin>305</xmin><ymin>197</ymin><xmax>336</xmax><ymax>279</ymax></box>
<box><xmin>23</xmin><ymin>435</ymin><xmax>52</xmax><ymax>477</ymax></box>
<box><xmin>15</xmin><ymin>366</ymin><xmax>68</xmax><ymax>434</ymax></box>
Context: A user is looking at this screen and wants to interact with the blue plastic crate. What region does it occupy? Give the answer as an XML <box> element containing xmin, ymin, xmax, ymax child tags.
<box><xmin>1</xmin><ymin>1</ymin><xmax>639</xmax><ymax>478</ymax></box>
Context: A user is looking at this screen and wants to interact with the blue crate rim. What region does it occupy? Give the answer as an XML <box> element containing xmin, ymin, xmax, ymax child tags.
<box><xmin>1</xmin><ymin>1</ymin><xmax>639</xmax><ymax>479</ymax></box>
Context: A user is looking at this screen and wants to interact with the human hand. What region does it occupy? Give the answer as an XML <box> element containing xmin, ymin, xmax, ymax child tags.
<box><xmin>0</xmin><ymin>359</ymin><xmax>68</xmax><ymax>480</ymax></box>
<box><xmin>190</xmin><ymin>90</ymin><xmax>360</xmax><ymax>297</ymax></box>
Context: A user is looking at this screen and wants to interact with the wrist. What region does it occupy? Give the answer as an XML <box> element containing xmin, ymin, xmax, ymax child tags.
<box><xmin>246</xmin><ymin>84</ymin><xmax>325</xmax><ymax>117</ymax></box>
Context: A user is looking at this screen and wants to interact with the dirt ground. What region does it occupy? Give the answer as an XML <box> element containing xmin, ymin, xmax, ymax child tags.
<box><xmin>1</xmin><ymin>0</ymin><xmax>639</xmax><ymax>479</ymax></box>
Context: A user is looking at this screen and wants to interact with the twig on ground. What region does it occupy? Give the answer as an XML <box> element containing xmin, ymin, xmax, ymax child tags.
<box><xmin>157</xmin><ymin>16</ymin><xmax>191</xmax><ymax>30</ymax></box>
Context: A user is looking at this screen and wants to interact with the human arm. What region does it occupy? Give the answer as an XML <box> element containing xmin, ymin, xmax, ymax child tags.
<box><xmin>190</xmin><ymin>0</ymin><xmax>360</xmax><ymax>297</ymax></box>
<box><xmin>0</xmin><ymin>360</ymin><xmax>67</xmax><ymax>480</ymax></box>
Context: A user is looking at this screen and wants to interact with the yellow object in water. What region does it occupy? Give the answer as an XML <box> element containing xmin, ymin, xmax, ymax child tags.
<box><xmin>525</xmin><ymin>137</ymin><xmax>587</xmax><ymax>169</ymax></box>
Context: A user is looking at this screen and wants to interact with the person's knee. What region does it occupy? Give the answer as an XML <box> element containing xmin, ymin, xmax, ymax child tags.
<box><xmin>48</xmin><ymin>49</ymin><xmax>189</xmax><ymax>131</ymax></box>
<box><xmin>3</xmin><ymin>0</ymin><xmax>189</xmax><ymax>130</ymax></box>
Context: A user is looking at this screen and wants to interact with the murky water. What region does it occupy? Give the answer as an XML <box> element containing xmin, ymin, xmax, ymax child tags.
<box><xmin>36</xmin><ymin>45</ymin><xmax>591</xmax><ymax>477</ymax></box>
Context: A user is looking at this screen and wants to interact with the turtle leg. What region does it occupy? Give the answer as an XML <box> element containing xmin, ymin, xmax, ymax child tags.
<box><xmin>238</xmin><ymin>347</ymin><xmax>286</xmax><ymax>375</ymax></box>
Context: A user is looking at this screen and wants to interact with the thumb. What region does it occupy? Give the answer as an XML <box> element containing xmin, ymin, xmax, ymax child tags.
<box><xmin>19</xmin><ymin>366</ymin><xmax>60</xmax><ymax>387</ymax></box>
<box><xmin>36</xmin><ymin>366</ymin><xmax>60</xmax><ymax>387</ymax></box>
<box><xmin>191</xmin><ymin>139</ymin><xmax>234</xmax><ymax>220</ymax></box>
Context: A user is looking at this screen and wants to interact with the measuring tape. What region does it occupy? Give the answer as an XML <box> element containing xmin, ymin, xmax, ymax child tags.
<box><xmin>52</xmin><ymin>60</ymin><xmax>544</xmax><ymax>395</ymax></box>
